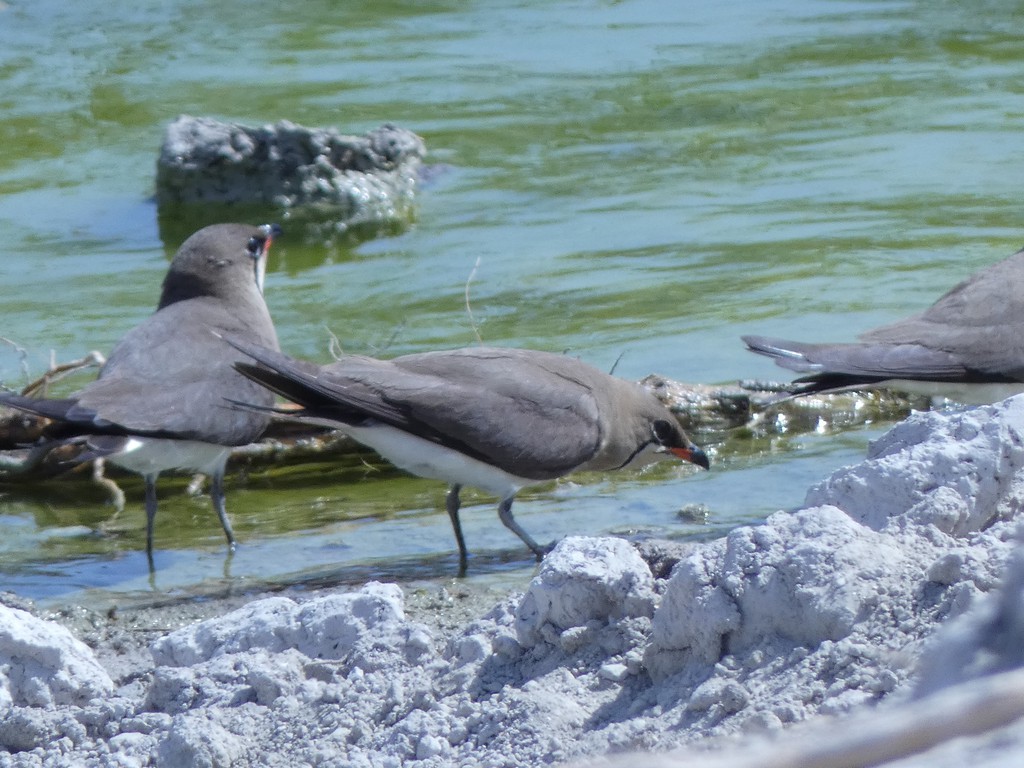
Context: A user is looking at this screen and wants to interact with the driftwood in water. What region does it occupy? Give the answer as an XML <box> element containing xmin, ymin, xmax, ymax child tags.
<box><xmin>0</xmin><ymin>354</ymin><xmax>925</xmax><ymax>489</ymax></box>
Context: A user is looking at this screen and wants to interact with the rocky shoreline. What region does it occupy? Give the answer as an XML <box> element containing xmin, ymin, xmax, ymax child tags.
<box><xmin>3</xmin><ymin>397</ymin><xmax>1024</xmax><ymax>766</ymax></box>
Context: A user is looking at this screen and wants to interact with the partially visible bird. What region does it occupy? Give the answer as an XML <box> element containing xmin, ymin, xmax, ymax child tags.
<box><xmin>0</xmin><ymin>223</ymin><xmax>281</xmax><ymax>564</ymax></box>
<box><xmin>743</xmin><ymin>247</ymin><xmax>1024</xmax><ymax>404</ymax></box>
<box><xmin>228</xmin><ymin>341</ymin><xmax>709</xmax><ymax>572</ymax></box>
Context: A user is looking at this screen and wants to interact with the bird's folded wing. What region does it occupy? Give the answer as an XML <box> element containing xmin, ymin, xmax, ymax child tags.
<box><xmin>855</xmin><ymin>249</ymin><xmax>1024</xmax><ymax>380</ymax></box>
<box><xmin>743</xmin><ymin>335</ymin><xmax>973</xmax><ymax>381</ymax></box>
<box><xmin>0</xmin><ymin>394</ymin><xmax>82</xmax><ymax>423</ymax></box>
<box><xmin>233</xmin><ymin>343</ymin><xmax>604</xmax><ymax>479</ymax></box>
<box><xmin>380</xmin><ymin>381</ymin><xmax>601</xmax><ymax>479</ymax></box>
<box><xmin>857</xmin><ymin>320</ymin><xmax>1024</xmax><ymax>382</ymax></box>
<box><xmin>68</xmin><ymin>302</ymin><xmax>277</xmax><ymax>444</ymax></box>
<box><xmin>71</xmin><ymin>374</ymin><xmax>273</xmax><ymax>444</ymax></box>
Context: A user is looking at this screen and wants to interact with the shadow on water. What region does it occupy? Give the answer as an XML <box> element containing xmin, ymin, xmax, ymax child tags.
<box><xmin>40</xmin><ymin>524</ymin><xmax>738</xmax><ymax>614</ymax></box>
<box><xmin>155</xmin><ymin>201</ymin><xmax>414</xmax><ymax>262</ymax></box>
<box><xmin>25</xmin><ymin>542</ymin><xmax>543</xmax><ymax>613</ymax></box>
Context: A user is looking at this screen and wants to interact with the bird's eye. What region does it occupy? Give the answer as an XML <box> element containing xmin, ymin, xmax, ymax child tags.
<box><xmin>246</xmin><ymin>236</ymin><xmax>263</xmax><ymax>258</ymax></box>
<box><xmin>652</xmin><ymin>419</ymin><xmax>675</xmax><ymax>445</ymax></box>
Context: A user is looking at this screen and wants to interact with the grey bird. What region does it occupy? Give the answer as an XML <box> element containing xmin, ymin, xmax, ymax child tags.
<box><xmin>743</xmin><ymin>247</ymin><xmax>1024</xmax><ymax>404</ymax></box>
<box><xmin>228</xmin><ymin>341</ymin><xmax>710</xmax><ymax>571</ymax></box>
<box><xmin>0</xmin><ymin>223</ymin><xmax>281</xmax><ymax>563</ymax></box>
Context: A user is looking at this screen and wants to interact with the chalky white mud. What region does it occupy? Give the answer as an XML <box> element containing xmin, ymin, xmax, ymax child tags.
<box><xmin>4</xmin><ymin>399</ymin><xmax>1024</xmax><ymax>766</ymax></box>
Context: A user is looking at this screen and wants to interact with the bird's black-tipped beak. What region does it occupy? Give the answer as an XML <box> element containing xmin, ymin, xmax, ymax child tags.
<box><xmin>670</xmin><ymin>444</ymin><xmax>710</xmax><ymax>470</ymax></box>
<box><xmin>259</xmin><ymin>223</ymin><xmax>283</xmax><ymax>240</ymax></box>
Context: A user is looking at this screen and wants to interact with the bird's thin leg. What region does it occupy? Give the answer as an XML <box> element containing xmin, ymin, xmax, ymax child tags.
<box><xmin>445</xmin><ymin>484</ymin><xmax>468</xmax><ymax>574</ymax></box>
<box><xmin>144</xmin><ymin>473</ymin><xmax>159</xmax><ymax>571</ymax></box>
<box><xmin>497</xmin><ymin>497</ymin><xmax>547</xmax><ymax>560</ymax></box>
<box><xmin>210</xmin><ymin>469</ymin><xmax>236</xmax><ymax>551</ymax></box>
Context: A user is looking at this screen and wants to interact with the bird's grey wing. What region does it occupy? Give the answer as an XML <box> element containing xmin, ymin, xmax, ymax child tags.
<box><xmin>0</xmin><ymin>394</ymin><xmax>82</xmax><ymax>424</ymax></box>
<box><xmin>74</xmin><ymin>300</ymin><xmax>276</xmax><ymax>444</ymax></box>
<box><xmin>742</xmin><ymin>335</ymin><xmax>972</xmax><ymax>381</ymax></box>
<box><xmin>858</xmin><ymin>249</ymin><xmax>1024</xmax><ymax>379</ymax></box>
<box><xmin>382</xmin><ymin>348</ymin><xmax>604</xmax><ymax>478</ymax></box>
<box><xmin>230</xmin><ymin>342</ymin><xmax>418</xmax><ymax>427</ymax></box>
<box><xmin>233</xmin><ymin>343</ymin><xmax>603</xmax><ymax>478</ymax></box>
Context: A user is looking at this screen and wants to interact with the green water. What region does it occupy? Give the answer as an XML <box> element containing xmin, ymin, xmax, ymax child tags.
<box><xmin>3</xmin><ymin>0</ymin><xmax>1024</xmax><ymax>607</ymax></box>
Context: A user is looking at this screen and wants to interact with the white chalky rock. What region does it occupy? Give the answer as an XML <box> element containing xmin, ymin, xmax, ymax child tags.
<box><xmin>516</xmin><ymin>536</ymin><xmax>656</xmax><ymax>647</ymax></box>
<box><xmin>151</xmin><ymin>582</ymin><xmax>414</xmax><ymax>667</ymax></box>
<box><xmin>646</xmin><ymin>401</ymin><xmax>1023</xmax><ymax>681</ymax></box>
<box><xmin>0</xmin><ymin>604</ymin><xmax>113</xmax><ymax>708</ymax></box>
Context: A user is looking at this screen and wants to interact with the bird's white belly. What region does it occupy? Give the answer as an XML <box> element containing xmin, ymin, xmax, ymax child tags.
<box><xmin>108</xmin><ymin>438</ymin><xmax>230</xmax><ymax>476</ymax></box>
<box><xmin>345</xmin><ymin>423</ymin><xmax>529</xmax><ymax>499</ymax></box>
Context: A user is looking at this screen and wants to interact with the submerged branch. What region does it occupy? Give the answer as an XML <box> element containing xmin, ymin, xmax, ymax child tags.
<box><xmin>0</xmin><ymin>350</ymin><xmax>926</xmax><ymax>487</ymax></box>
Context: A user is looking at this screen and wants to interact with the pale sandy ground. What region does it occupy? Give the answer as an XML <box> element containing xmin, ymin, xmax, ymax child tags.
<box><xmin>4</xmin><ymin>398</ymin><xmax>1024</xmax><ymax>767</ymax></box>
